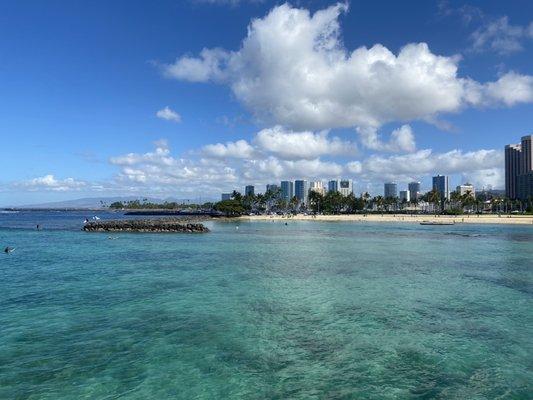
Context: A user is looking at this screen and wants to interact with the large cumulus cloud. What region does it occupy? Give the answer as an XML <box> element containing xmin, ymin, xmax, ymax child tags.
<box><xmin>162</xmin><ymin>2</ymin><xmax>533</xmax><ymax>134</ymax></box>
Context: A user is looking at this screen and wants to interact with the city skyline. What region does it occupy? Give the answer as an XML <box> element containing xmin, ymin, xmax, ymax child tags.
<box><xmin>1</xmin><ymin>1</ymin><xmax>533</xmax><ymax>206</ymax></box>
<box><xmin>221</xmin><ymin>175</ymin><xmax>483</xmax><ymax>203</ymax></box>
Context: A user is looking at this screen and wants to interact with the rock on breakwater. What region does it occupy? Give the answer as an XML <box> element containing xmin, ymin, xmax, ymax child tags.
<box><xmin>83</xmin><ymin>219</ymin><xmax>210</xmax><ymax>233</ymax></box>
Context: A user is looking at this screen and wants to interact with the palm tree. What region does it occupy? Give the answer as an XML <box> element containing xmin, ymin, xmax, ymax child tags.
<box><xmin>308</xmin><ymin>190</ymin><xmax>324</xmax><ymax>213</ymax></box>
<box><xmin>362</xmin><ymin>191</ymin><xmax>371</xmax><ymax>210</ymax></box>
<box><xmin>374</xmin><ymin>195</ymin><xmax>384</xmax><ymax>213</ymax></box>
<box><xmin>231</xmin><ymin>190</ymin><xmax>242</xmax><ymax>202</ymax></box>
<box><xmin>289</xmin><ymin>196</ymin><xmax>299</xmax><ymax>212</ymax></box>
<box><xmin>427</xmin><ymin>189</ymin><xmax>441</xmax><ymax>214</ymax></box>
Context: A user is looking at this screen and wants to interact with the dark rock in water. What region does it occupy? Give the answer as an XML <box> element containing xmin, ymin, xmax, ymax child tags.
<box><xmin>83</xmin><ymin>219</ymin><xmax>209</xmax><ymax>233</ymax></box>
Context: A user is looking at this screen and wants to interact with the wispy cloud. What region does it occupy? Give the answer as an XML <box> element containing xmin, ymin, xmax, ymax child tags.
<box><xmin>471</xmin><ymin>16</ymin><xmax>533</xmax><ymax>55</ymax></box>
<box><xmin>156</xmin><ymin>106</ymin><xmax>182</xmax><ymax>122</ymax></box>
<box><xmin>15</xmin><ymin>175</ymin><xmax>87</xmax><ymax>192</ymax></box>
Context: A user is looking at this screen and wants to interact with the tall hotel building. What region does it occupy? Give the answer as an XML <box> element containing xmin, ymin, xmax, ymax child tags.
<box><xmin>432</xmin><ymin>175</ymin><xmax>450</xmax><ymax>200</ymax></box>
<box><xmin>245</xmin><ymin>185</ymin><xmax>255</xmax><ymax>196</ymax></box>
<box><xmin>338</xmin><ymin>180</ymin><xmax>353</xmax><ymax>196</ymax></box>
<box><xmin>408</xmin><ymin>181</ymin><xmax>421</xmax><ymax>201</ymax></box>
<box><xmin>280</xmin><ymin>181</ymin><xmax>294</xmax><ymax>201</ymax></box>
<box><xmin>505</xmin><ymin>144</ymin><xmax>521</xmax><ymax>199</ymax></box>
<box><xmin>328</xmin><ymin>180</ymin><xmax>339</xmax><ymax>193</ymax></box>
<box><xmin>506</xmin><ymin>135</ymin><xmax>533</xmax><ymax>200</ymax></box>
<box><xmin>309</xmin><ymin>181</ymin><xmax>325</xmax><ymax>196</ymax></box>
<box><xmin>294</xmin><ymin>180</ymin><xmax>309</xmax><ymax>205</ymax></box>
<box><xmin>384</xmin><ymin>182</ymin><xmax>398</xmax><ymax>198</ymax></box>
<box><xmin>328</xmin><ymin>179</ymin><xmax>353</xmax><ymax>196</ymax></box>
<box><xmin>266</xmin><ymin>184</ymin><xmax>279</xmax><ymax>194</ymax></box>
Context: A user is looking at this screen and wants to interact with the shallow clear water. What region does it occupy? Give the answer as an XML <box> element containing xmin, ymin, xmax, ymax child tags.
<box><xmin>1</xmin><ymin>212</ymin><xmax>532</xmax><ymax>399</ymax></box>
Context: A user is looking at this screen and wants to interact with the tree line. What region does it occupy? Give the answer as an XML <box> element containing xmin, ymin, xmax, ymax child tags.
<box><xmin>108</xmin><ymin>191</ymin><xmax>533</xmax><ymax>217</ymax></box>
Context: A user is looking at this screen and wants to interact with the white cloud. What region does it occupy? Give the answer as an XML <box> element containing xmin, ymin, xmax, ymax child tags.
<box><xmin>348</xmin><ymin>148</ymin><xmax>504</xmax><ymax>189</ymax></box>
<box><xmin>162</xmin><ymin>48</ymin><xmax>228</xmax><ymax>83</ymax></box>
<box><xmin>111</xmin><ymin>142</ymin><xmax>239</xmax><ymax>193</ymax></box>
<box><xmin>106</xmin><ymin>138</ymin><xmax>505</xmax><ymax>195</ymax></box>
<box><xmin>10</xmin><ymin>138</ymin><xmax>506</xmax><ymax>198</ymax></box>
<box><xmin>108</xmin><ymin>140</ymin><xmax>344</xmax><ymax>193</ymax></box>
<box><xmin>110</xmin><ymin>140</ymin><xmax>177</xmax><ymax>166</ymax></box>
<box><xmin>254</xmin><ymin>126</ymin><xmax>357</xmax><ymax>159</ymax></box>
<box><xmin>244</xmin><ymin>157</ymin><xmax>343</xmax><ymax>180</ymax></box>
<box><xmin>462</xmin><ymin>168</ymin><xmax>503</xmax><ymax>190</ymax></box>
<box><xmin>483</xmin><ymin>72</ymin><xmax>533</xmax><ymax>106</ymax></box>
<box><xmin>202</xmin><ymin>139</ymin><xmax>256</xmax><ymax>159</ymax></box>
<box><xmin>156</xmin><ymin>106</ymin><xmax>182</xmax><ymax>122</ymax></box>
<box><xmin>161</xmin><ymin>3</ymin><xmax>533</xmax><ymax>135</ymax></box>
<box><xmin>471</xmin><ymin>16</ymin><xmax>533</xmax><ymax>54</ymax></box>
<box><xmin>18</xmin><ymin>175</ymin><xmax>87</xmax><ymax>192</ymax></box>
<box><xmin>357</xmin><ymin>125</ymin><xmax>416</xmax><ymax>153</ymax></box>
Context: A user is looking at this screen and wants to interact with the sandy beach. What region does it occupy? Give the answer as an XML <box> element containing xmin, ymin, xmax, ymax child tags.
<box><xmin>241</xmin><ymin>214</ymin><xmax>533</xmax><ymax>225</ymax></box>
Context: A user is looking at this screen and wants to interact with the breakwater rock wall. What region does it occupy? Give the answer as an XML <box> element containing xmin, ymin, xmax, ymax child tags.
<box><xmin>83</xmin><ymin>219</ymin><xmax>209</xmax><ymax>233</ymax></box>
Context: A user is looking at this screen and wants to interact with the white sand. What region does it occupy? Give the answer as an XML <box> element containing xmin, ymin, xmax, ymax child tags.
<box><xmin>240</xmin><ymin>214</ymin><xmax>533</xmax><ymax>225</ymax></box>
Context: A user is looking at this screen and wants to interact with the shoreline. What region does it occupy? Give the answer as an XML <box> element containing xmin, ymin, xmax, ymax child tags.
<box><xmin>238</xmin><ymin>214</ymin><xmax>533</xmax><ymax>225</ymax></box>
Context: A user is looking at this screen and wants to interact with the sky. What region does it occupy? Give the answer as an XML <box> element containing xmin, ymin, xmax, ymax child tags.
<box><xmin>1</xmin><ymin>0</ymin><xmax>532</xmax><ymax>205</ymax></box>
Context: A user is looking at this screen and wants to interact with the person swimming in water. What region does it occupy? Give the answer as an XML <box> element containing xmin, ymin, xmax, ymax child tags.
<box><xmin>4</xmin><ymin>246</ymin><xmax>15</xmax><ymax>254</ymax></box>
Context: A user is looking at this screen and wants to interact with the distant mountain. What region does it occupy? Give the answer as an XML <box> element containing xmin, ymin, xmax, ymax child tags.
<box><xmin>10</xmin><ymin>196</ymin><xmax>216</xmax><ymax>209</ymax></box>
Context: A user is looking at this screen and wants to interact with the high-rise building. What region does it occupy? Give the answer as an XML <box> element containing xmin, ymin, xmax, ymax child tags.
<box><xmin>520</xmin><ymin>135</ymin><xmax>532</xmax><ymax>174</ymax></box>
<box><xmin>328</xmin><ymin>180</ymin><xmax>339</xmax><ymax>193</ymax></box>
<box><xmin>408</xmin><ymin>181</ymin><xmax>421</xmax><ymax>201</ymax></box>
<box><xmin>327</xmin><ymin>179</ymin><xmax>353</xmax><ymax>196</ymax></box>
<box><xmin>294</xmin><ymin>180</ymin><xmax>309</xmax><ymax>205</ymax></box>
<box><xmin>456</xmin><ymin>183</ymin><xmax>475</xmax><ymax>197</ymax></box>
<box><xmin>245</xmin><ymin>185</ymin><xmax>255</xmax><ymax>196</ymax></box>
<box><xmin>505</xmin><ymin>135</ymin><xmax>533</xmax><ymax>200</ymax></box>
<box><xmin>505</xmin><ymin>144</ymin><xmax>521</xmax><ymax>199</ymax></box>
<box><xmin>309</xmin><ymin>181</ymin><xmax>325</xmax><ymax>196</ymax></box>
<box><xmin>221</xmin><ymin>193</ymin><xmax>232</xmax><ymax>201</ymax></box>
<box><xmin>399</xmin><ymin>190</ymin><xmax>410</xmax><ymax>202</ymax></box>
<box><xmin>266</xmin><ymin>184</ymin><xmax>279</xmax><ymax>196</ymax></box>
<box><xmin>339</xmin><ymin>179</ymin><xmax>353</xmax><ymax>196</ymax></box>
<box><xmin>517</xmin><ymin>172</ymin><xmax>533</xmax><ymax>200</ymax></box>
<box><xmin>384</xmin><ymin>182</ymin><xmax>397</xmax><ymax>198</ymax></box>
<box><xmin>432</xmin><ymin>175</ymin><xmax>450</xmax><ymax>200</ymax></box>
<box><xmin>518</xmin><ymin>135</ymin><xmax>533</xmax><ymax>200</ymax></box>
<box><xmin>280</xmin><ymin>181</ymin><xmax>294</xmax><ymax>201</ymax></box>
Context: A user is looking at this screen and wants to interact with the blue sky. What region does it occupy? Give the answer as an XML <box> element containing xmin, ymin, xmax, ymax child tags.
<box><xmin>1</xmin><ymin>0</ymin><xmax>532</xmax><ymax>205</ymax></box>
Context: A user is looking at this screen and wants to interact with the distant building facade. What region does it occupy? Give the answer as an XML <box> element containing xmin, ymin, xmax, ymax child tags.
<box><xmin>384</xmin><ymin>182</ymin><xmax>397</xmax><ymax>198</ymax></box>
<box><xmin>408</xmin><ymin>181</ymin><xmax>421</xmax><ymax>201</ymax></box>
<box><xmin>399</xmin><ymin>190</ymin><xmax>410</xmax><ymax>202</ymax></box>
<box><xmin>328</xmin><ymin>180</ymin><xmax>339</xmax><ymax>193</ymax></box>
<box><xmin>280</xmin><ymin>181</ymin><xmax>294</xmax><ymax>201</ymax></box>
<box><xmin>266</xmin><ymin>184</ymin><xmax>279</xmax><ymax>194</ymax></box>
<box><xmin>432</xmin><ymin>175</ymin><xmax>450</xmax><ymax>200</ymax></box>
<box><xmin>294</xmin><ymin>180</ymin><xmax>309</xmax><ymax>205</ymax></box>
<box><xmin>456</xmin><ymin>183</ymin><xmax>475</xmax><ymax>197</ymax></box>
<box><xmin>309</xmin><ymin>181</ymin><xmax>325</xmax><ymax>196</ymax></box>
<box><xmin>505</xmin><ymin>135</ymin><xmax>533</xmax><ymax>200</ymax></box>
<box><xmin>221</xmin><ymin>193</ymin><xmax>232</xmax><ymax>201</ymax></box>
<box><xmin>245</xmin><ymin>185</ymin><xmax>255</xmax><ymax>196</ymax></box>
<box><xmin>520</xmin><ymin>135</ymin><xmax>532</xmax><ymax>174</ymax></box>
<box><xmin>505</xmin><ymin>144</ymin><xmax>522</xmax><ymax>199</ymax></box>
<box><xmin>327</xmin><ymin>179</ymin><xmax>353</xmax><ymax>196</ymax></box>
<box><xmin>517</xmin><ymin>172</ymin><xmax>533</xmax><ymax>200</ymax></box>
<box><xmin>338</xmin><ymin>179</ymin><xmax>353</xmax><ymax>196</ymax></box>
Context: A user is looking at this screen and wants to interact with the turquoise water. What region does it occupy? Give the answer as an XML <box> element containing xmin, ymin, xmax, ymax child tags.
<box><xmin>1</xmin><ymin>212</ymin><xmax>532</xmax><ymax>399</ymax></box>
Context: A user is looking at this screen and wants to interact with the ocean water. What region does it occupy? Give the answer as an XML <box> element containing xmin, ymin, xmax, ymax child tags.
<box><xmin>0</xmin><ymin>212</ymin><xmax>532</xmax><ymax>399</ymax></box>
